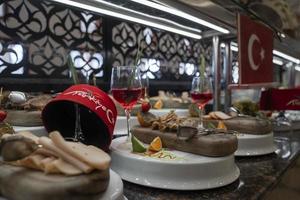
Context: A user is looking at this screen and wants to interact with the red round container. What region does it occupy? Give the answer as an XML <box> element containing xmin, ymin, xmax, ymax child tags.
<box><xmin>42</xmin><ymin>84</ymin><xmax>117</xmax><ymax>151</ymax></box>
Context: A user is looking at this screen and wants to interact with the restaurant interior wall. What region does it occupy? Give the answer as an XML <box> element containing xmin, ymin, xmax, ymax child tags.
<box><xmin>0</xmin><ymin>0</ymin><xmax>213</xmax><ymax>95</ymax></box>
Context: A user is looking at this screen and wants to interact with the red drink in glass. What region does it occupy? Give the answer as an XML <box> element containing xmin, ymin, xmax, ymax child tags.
<box><xmin>191</xmin><ymin>92</ymin><xmax>213</xmax><ymax>109</ymax></box>
<box><xmin>111</xmin><ymin>87</ymin><xmax>142</xmax><ymax>110</ymax></box>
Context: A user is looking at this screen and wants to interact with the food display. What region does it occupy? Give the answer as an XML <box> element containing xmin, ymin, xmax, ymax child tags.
<box><xmin>232</xmin><ymin>100</ymin><xmax>259</xmax><ymax>117</ymax></box>
<box><xmin>133</xmin><ymin>111</ymin><xmax>237</xmax><ymax>157</ymax></box>
<box><xmin>203</xmin><ymin>111</ymin><xmax>272</xmax><ymax>135</ymax></box>
<box><xmin>0</xmin><ymin>110</ymin><xmax>14</xmax><ymax>138</ymax></box>
<box><xmin>203</xmin><ymin>111</ymin><xmax>275</xmax><ymax>156</ymax></box>
<box><xmin>150</xmin><ymin>90</ymin><xmax>192</xmax><ymax>109</ymax></box>
<box><xmin>0</xmin><ymin>91</ymin><xmax>52</xmax><ymax>126</ymax></box>
<box><xmin>111</xmin><ymin>110</ymin><xmax>240</xmax><ymax>190</ymax></box>
<box><xmin>113</xmin><ymin>90</ymin><xmax>191</xmax><ymax>117</ymax></box>
<box><xmin>1</xmin><ymin>131</ymin><xmax>110</xmax><ymax>174</ymax></box>
<box><xmin>147</xmin><ymin>91</ymin><xmax>191</xmax><ymax>117</ymax></box>
<box><xmin>0</xmin><ymin>85</ymin><xmax>127</xmax><ymax>200</ymax></box>
<box><xmin>0</xmin><ymin>131</ymin><xmax>126</xmax><ymax>200</ymax></box>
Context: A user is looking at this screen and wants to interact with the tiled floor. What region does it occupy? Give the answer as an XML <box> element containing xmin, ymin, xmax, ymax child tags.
<box><xmin>264</xmin><ymin>156</ymin><xmax>300</xmax><ymax>199</ymax></box>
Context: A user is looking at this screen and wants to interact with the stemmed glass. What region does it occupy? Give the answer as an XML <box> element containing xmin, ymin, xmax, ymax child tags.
<box><xmin>190</xmin><ymin>75</ymin><xmax>213</xmax><ymax>131</ymax></box>
<box><xmin>111</xmin><ymin>66</ymin><xmax>142</xmax><ymax>139</ymax></box>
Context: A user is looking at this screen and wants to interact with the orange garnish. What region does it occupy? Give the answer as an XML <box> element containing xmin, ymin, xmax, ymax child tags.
<box><xmin>153</xmin><ymin>99</ymin><xmax>163</xmax><ymax>109</ymax></box>
<box><xmin>148</xmin><ymin>136</ymin><xmax>162</xmax><ymax>152</ymax></box>
<box><xmin>217</xmin><ymin>121</ymin><xmax>227</xmax><ymax>130</ymax></box>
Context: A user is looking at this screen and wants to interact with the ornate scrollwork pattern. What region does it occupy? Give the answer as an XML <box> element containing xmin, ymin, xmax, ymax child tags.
<box><xmin>0</xmin><ymin>0</ymin><xmax>212</xmax><ymax>84</ymax></box>
<box><xmin>0</xmin><ymin>0</ymin><xmax>103</xmax><ymax>78</ymax></box>
<box><xmin>112</xmin><ymin>22</ymin><xmax>212</xmax><ymax>81</ymax></box>
<box><xmin>70</xmin><ymin>50</ymin><xmax>104</xmax><ymax>79</ymax></box>
<box><xmin>0</xmin><ymin>41</ymin><xmax>25</xmax><ymax>76</ymax></box>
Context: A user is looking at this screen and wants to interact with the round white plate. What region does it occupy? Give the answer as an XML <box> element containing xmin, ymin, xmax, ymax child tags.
<box><xmin>150</xmin><ymin>109</ymin><xmax>189</xmax><ymax>117</ymax></box>
<box><xmin>13</xmin><ymin>126</ymin><xmax>48</xmax><ymax>137</ymax></box>
<box><xmin>111</xmin><ymin>136</ymin><xmax>240</xmax><ymax>190</ymax></box>
<box><xmin>99</xmin><ymin>170</ymin><xmax>125</xmax><ymax>200</ymax></box>
<box><xmin>235</xmin><ymin>132</ymin><xmax>276</xmax><ymax>156</ymax></box>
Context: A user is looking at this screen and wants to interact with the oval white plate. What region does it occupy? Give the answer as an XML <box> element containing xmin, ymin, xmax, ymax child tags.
<box><xmin>111</xmin><ymin>136</ymin><xmax>240</xmax><ymax>190</ymax></box>
<box><xmin>235</xmin><ymin>132</ymin><xmax>276</xmax><ymax>156</ymax></box>
<box><xmin>0</xmin><ymin>170</ymin><xmax>125</xmax><ymax>200</ymax></box>
<box><xmin>98</xmin><ymin>170</ymin><xmax>125</xmax><ymax>200</ymax></box>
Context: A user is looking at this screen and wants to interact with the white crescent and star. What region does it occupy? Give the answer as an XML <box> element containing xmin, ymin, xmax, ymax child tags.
<box><xmin>248</xmin><ymin>34</ymin><xmax>265</xmax><ymax>71</ymax></box>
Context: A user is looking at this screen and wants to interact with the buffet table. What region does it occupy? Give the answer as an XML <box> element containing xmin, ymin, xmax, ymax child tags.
<box><xmin>121</xmin><ymin>130</ymin><xmax>300</xmax><ymax>200</ymax></box>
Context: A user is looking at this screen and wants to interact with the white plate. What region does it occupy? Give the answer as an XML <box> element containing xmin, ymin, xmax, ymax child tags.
<box><xmin>111</xmin><ymin>136</ymin><xmax>240</xmax><ymax>190</ymax></box>
<box><xmin>0</xmin><ymin>170</ymin><xmax>125</xmax><ymax>200</ymax></box>
<box><xmin>235</xmin><ymin>132</ymin><xmax>276</xmax><ymax>156</ymax></box>
<box><xmin>150</xmin><ymin>109</ymin><xmax>189</xmax><ymax>117</ymax></box>
<box><xmin>13</xmin><ymin>126</ymin><xmax>48</xmax><ymax>137</ymax></box>
<box><xmin>99</xmin><ymin>170</ymin><xmax>125</xmax><ymax>200</ymax></box>
<box><xmin>114</xmin><ymin>117</ymin><xmax>139</xmax><ymax>136</ymax></box>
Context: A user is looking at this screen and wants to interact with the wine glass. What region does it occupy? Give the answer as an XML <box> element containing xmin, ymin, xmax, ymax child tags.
<box><xmin>111</xmin><ymin>66</ymin><xmax>142</xmax><ymax>139</ymax></box>
<box><xmin>190</xmin><ymin>75</ymin><xmax>213</xmax><ymax>131</ymax></box>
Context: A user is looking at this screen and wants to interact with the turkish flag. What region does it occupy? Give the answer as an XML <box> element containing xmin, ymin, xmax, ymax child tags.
<box><xmin>238</xmin><ymin>14</ymin><xmax>273</xmax><ymax>84</ymax></box>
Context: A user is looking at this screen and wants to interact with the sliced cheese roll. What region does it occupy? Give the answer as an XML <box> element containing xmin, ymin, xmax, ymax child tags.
<box><xmin>38</xmin><ymin>136</ymin><xmax>93</xmax><ymax>173</ymax></box>
<box><xmin>49</xmin><ymin>131</ymin><xmax>110</xmax><ymax>170</ymax></box>
<box><xmin>44</xmin><ymin>158</ymin><xmax>82</xmax><ymax>175</ymax></box>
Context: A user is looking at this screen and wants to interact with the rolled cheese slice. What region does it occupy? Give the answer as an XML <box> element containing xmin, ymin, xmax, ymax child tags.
<box><xmin>38</xmin><ymin>137</ymin><xmax>93</xmax><ymax>173</ymax></box>
<box><xmin>44</xmin><ymin>158</ymin><xmax>82</xmax><ymax>175</ymax></box>
<box><xmin>49</xmin><ymin>131</ymin><xmax>110</xmax><ymax>170</ymax></box>
<box><xmin>34</xmin><ymin>148</ymin><xmax>58</xmax><ymax>158</ymax></box>
<box><xmin>18</xmin><ymin>154</ymin><xmax>46</xmax><ymax>171</ymax></box>
<box><xmin>40</xmin><ymin>157</ymin><xmax>56</xmax><ymax>169</ymax></box>
<box><xmin>18</xmin><ymin>131</ymin><xmax>39</xmax><ymax>144</ymax></box>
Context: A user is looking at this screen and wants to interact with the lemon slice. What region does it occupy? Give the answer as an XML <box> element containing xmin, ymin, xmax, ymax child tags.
<box><xmin>131</xmin><ymin>135</ymin><xmax>147</xmax><ymax>153</ymax></box>
<box><xmin>148</xmin><ymin>136</ymin><xmax>162</xmax><ymax>152</ymax></box>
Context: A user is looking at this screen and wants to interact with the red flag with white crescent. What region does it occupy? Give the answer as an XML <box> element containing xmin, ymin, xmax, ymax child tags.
<box><xmin>238</xmin><ymin>14</ymin><xmax>273</xmax><ymax>84</ymax></box>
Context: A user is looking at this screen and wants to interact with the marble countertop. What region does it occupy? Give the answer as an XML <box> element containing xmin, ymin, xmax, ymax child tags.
<box><xmin>123</xmin><ymin>131</ymin><xmax>300</xmax><ymax>200</ymax></box>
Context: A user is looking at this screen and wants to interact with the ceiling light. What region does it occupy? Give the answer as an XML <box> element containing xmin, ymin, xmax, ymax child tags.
<box><xmin>272</xmin><ymin>58</ymin><xmax>283</xmax><ymax>65</ymax></box>
<box><xmin>94</xmin><ymin>0</ymin><xmax>201</xmax><ymax>34</ymax></box>
<box><xmin>273</xmin><ymin>50</ymin><xmax>300</xmax><ymax>64</ymax></box>
<box><xmin>230</xmin><ymin>42</ymin><xmax>300</xmax><ymax>64</ymax></box>
<box><xmin>280</xmin><ymin>33</ymin><xmax>286</xmax><ymax>38</ymax></box>
<box><xmin>49</xmin><ymin>0</ymin><xmax>202</xmax><ymax>39</ymax></box>
<box><xmin>129</xmin><ymin>0</ymin><xmax>230</xmax><ymax>34</ymax></box>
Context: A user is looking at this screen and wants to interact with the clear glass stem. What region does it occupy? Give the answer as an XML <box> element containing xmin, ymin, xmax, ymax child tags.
<box><xmin>125</xmin><ymin>108</ymin><xmax>131</xmax><ymax>141</ymax></box>
<box><xmin>197</xmin><ymin>106</ymin><xmax>204</xmax><ymax>130</ymax></box>
<box><xmin>74</xmin><ymin>104</ymin><xmax>84</xmax><ymax>142</ymax></box>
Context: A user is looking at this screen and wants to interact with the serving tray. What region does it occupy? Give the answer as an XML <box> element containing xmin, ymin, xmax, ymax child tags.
<box><xmin>5</xmin><ymin>110</ymin><xmax>43</xmax><ymax>127</ymax></box>
<box><xmin>111</xmin><ymin>136</ymin><xmax>240</xmax><ymax>190</ymax></box>
<box><xmin>0</xmin><ymin>163</ymin><xmax>125</xmax><ymax>200</ymax></box>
